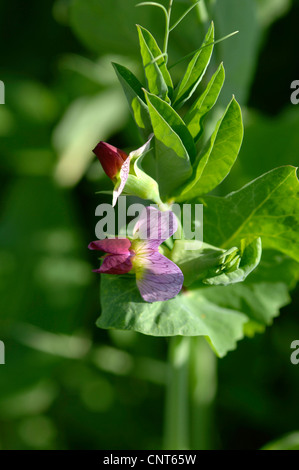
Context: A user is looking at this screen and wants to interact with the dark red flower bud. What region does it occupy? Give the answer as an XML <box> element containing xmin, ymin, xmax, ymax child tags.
<box><xmin>93</xmin><ymin>141</ymin><xmax>129</xmax><ymax>180</ymax></box>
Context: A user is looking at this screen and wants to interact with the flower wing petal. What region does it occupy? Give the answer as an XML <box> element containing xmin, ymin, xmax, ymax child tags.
<box><xmin>112</xmin><ymin>157</ymin><xmax>130</xmax><ymax>207</ymax></box>
<box><xmin>128</xmin><ymin>134</ymin><xmax>153</xmax><ymax>159</ymax></box>
<box><xmin>134</xmin><ymin>207</ymin><xmax>178</xmax><ymax>248</ymax></box>
<box><xmin>94</xmin><ymin>253</ymin><xmax>133</xmax><ymax>275</ymax></box>
<box><xmin>88</xmin><ymin>238</ymin><xmax>131</xmax><ymax>254</ymax></box>
<box><xmin>136</xmin><ymin>252</ymin><xmax>183</xmax><ymax>302</ymax></box>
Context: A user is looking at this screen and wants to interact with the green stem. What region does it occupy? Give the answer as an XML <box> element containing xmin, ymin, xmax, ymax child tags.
<box><xmin>163</xmin><ymin>0</ymin><xmax>173</xmax><ymax>57</ymax></box>
<box><xmin>196</xmin><ymin>0</ymin><xmax>209</xmax><ymax>23</ymax></box>
<box><xmin>163</xmin><ymin>336</ymin><xmax>217</xmax><ymax>450</ymax></box>
<box><xmin>169</xmin><ymin>30</ymin><xmax>239</xmax><ymax>69</ymax></box>
<box><xmin>189</xmin><ymin>337</ymin><xmax>217</xmax><ymax>450</ymax></box>
<box><xmin>163</xmin><ymin>336</ymin><xmax>190</xmax><ymax>450</ymax></box>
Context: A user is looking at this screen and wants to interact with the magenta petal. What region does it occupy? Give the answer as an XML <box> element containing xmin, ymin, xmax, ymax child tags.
<box><xmin>94</xmin><ymin>253</ymin><xmax>133</xmax><ymax>275</ymax></box>
<box><xmin>93</xmin><ymin>141</ymin><xmax>128</xmax><ymax>180</ymax></box>
<box><xmin>136</xmin><ymin>252</ymin><xmax>183</xmax><ymax>302</ymax></box>
<box><xmin>88</xmin><ymin>238</ymin><xmax>131</xmax><ymax>254</ymax></box>
<box><xmin>134</xmin><ymin>207</ymin><xmax>178</xmax><ymax>248</ymax></box>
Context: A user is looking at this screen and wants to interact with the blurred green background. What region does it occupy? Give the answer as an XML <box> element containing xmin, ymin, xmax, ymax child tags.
<box><xmin>0</xmin><ymin>0</ymin><xmax>298</xmax><ymax>450</ymax></box>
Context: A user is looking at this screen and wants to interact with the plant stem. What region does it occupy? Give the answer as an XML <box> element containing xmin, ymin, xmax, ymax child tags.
<box><xmin>189</xmin><ymin>336</ymin><xmax>217</xmax><ymax>450</ymax></box>
<box><xmin>196</xmin><ymin>0</ymin><xmax>209</xmax><ymax>24</ymax></box>
<box><xmin>163</xmin><ymin>336</ymin><xmax>190</xmax><ymax>450</ymax></box>
<box><xmin>163</xmin><ymin>0</ymin><xmax>173</xmax><ymax>58</ymax></box>
<box><xmin>163</xmin><ymin>336</ymin><xmax>217</xmax><ymax>450</ymax></box>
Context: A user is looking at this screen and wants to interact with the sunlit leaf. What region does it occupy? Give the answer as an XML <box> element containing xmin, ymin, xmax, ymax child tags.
<box><xmin>112</xmin><ymin>62</ymin><xmax>152</xmax><ymax>139</ymax></box>
<box><xmin>199</xmin><ymin>166</ymin><xmax>299</xmax><ymax>261</ymax></box>
<box><xmin>173</xmin><ymin>22</ymin><xmax>214</xmax><ymax>108</ymax></box>
<box><xmin>145</xmin><ymin>91</ymin><xmax>196</xmax><ymax>161</ymax></box>
<box><xmin>176</xmin><ymin>97</ymin><xmax>243</xmax><ymax>200</ymax></box>
<box><xmin>184</xmin><ymin>63</ymin><xmax>225</xmax><ymax>142</ymax></box>
<box><xmin>144</xmin><ymin>90</ymin><xmax>193</xmax><ymax>198</ymax></box>
<box><xmin>137</xmin><ymin>25</ymin><xmax>172</xmax><ymax>101</ymax></box>
<box><xmin>98</xmin><ymin>275</ymin><xmax>247</xmax><ymax>358</ymax></box>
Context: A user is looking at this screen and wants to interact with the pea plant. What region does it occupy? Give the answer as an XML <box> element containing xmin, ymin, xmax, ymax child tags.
<box><xmin>89</xmin><ymin>0</ymin><xmax>298</xmax><ymax>449</ymax></box>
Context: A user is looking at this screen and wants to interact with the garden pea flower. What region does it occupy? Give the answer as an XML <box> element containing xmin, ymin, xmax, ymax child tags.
<box><xmin>93</xmin><ymin>136</ymin><xmax>153</xmax><ymax>207</ymax></box>
<box><xmin>93</xmin><ymin>141</ymin><xmax>129</xmax><ymax>180</ymax></box>
<box><xmin>88</xmin><ymin>207</ymin><xmax>184</xmax><ymax>303</ymax></box>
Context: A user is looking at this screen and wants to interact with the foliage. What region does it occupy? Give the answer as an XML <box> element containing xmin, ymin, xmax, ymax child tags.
<box><xmin>89</xmin><ymin>1</ymin><xmax>299</xmax><ymax>359</ymax></box>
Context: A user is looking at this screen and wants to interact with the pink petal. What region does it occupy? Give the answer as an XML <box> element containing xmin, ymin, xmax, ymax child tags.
<box><xmin>88</xmin><ymin>238</ymin><xmax>131</xmax><ymax>254</ymax></box>
<box><xmin>94</xmin><ymin>253</ymin><xmax>133</xmax><ymax>275</ymax></box>
<box><xmin>134</xmin><ymin>207</ymin><xmax>178</xmax><ymax>248</ymax></box>
<box><xmin>111</xmin><ymin>135</ymin><xmax>153</xmax><ymax>207</ymax></box>
<box><xmin>112</xmin><ymin>157</ymin><xmax>130</xmax><ymax>207</ymax></box>
<box><xmin>128</xmin><ymin>134</ymin><xmax>153</xmax><ymax>159</ymax></box>
<box><xmin>136</xmin><ymin>252</ymin><xmax>183</xmax><ymax>302</ymax></box>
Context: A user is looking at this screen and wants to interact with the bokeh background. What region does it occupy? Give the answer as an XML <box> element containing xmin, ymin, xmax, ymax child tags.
<box><xmin>0</xmin><ymin>0</ymin><xmax>298</xmax><ymax>450</ymax></box>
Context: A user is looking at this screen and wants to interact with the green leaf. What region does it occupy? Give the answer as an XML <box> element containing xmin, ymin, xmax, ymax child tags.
<box><xmin>97</xmin><ymin>245</ymin><xmax>290</xmax><ymax>355</ymax></box>
<box><xmin>144</xmin><ymin>91</ymin><xmax>196</xmax><ymax>162</ymax></box>
<box><xmin>200</xmin><ymin>281</ymin><xmax>290</xmax><ymax>337</ymax></box>
<box><xmin>137</xmin><ymin>25</ymin><xmax>172</xmax><ymax>102</ymax></box>
<box><xmin>98</xmin><ymin>275</ymin><xmax>247</xmax><ymax>358</ymax></box>
<box><xmin>184</xmin><ymin>63</ymin><xmax>225</xmax><ymax>142</ymax></box>
<box><xmin>199</xmin><ymin>166</ymin><xmax>299</xmax><ymax>261</ymax></box>
<box><xmin>176</xmin><ymin>97</ymin><xmax>243</xmax><ymax>200</ymax></box>
<box><xmin>112</xmin><ymin>62</ymin><xmax>152</xmax><ymax>139</ymax></box>
<box><xmin>249</xmin><ymin>249</ymin><xmax>299</xmax><ymax>289</ymax></box>
<box><xmin>144</xmin><ymin>90</ymin><xmax>192</xmax><ymax>199</ymax></box>
<box><xmin>170</xmin><ymin>238</ymin><xmax>261</xmax><ymax>287</ymax></box>
<box><xmin>173</xmin><ymin>22</ymin><xmax>214</xmax><ymax>108</ymax></box>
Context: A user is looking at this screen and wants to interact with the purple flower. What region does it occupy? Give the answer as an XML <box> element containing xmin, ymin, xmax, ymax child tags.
<box><xmin>88</xmin><ymin>207</ymin><xmax>184</xmax><ymax>302</ymax></box>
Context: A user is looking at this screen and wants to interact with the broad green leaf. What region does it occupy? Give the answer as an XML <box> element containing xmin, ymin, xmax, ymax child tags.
<box><xmin>199</xmin><ymin>246</ymin><xmax>293</xmax><ymax>335</ymax></box>
<box><xmin>144</xmin><ymin>91</ymin><xmax>196</xmax><ymax>162</ymax></box>
<box><xmin>170</xmin><ymin>238</ymin><xmax>261</xmax><ymax>287</ymax></box>
<box><xmin>184</xmin><ymin>63</ymin><xmax>225</xmax><ymax>142</ymax></box>
<box><xmin>200</xmin><ymin>281</ymin><xmax>290</xmax><ymax>337</ymax></box>
<box><xmin>112</xmin><ymin>62</ymin><xmax>152</xmax><ymax>139</ymax></box>
<box><xmin>144</xmin><ymin>91</ymin><xmax>192</xmax><ymax>199</ymax></box>
<box><xmin>98</xmin><ymin>275</ymin><xmax>247</xmax><ymax>357</ymax></box>
<box><xmin>173</xmin><ymin>22</ymin><xmax>214</xmax><ymax>108</ymax></box>
<box><xmin>176</xmin><ymin>97</ymin><xmax>243</xmax><ymax>200</ymax></box>
<box><xmin>137</xmin><ymin>25</ymin><xmax>172</xmax><ymax>102</ymax></box>
<box><xmin>199</xmin><ymin>166</ymin><xmax>299</xmax><ymax>261</ymax></box>
<box><xmin>249</xmin><ymin>249</ymin><xmax>299</xmax><ymax>289</ymax></box>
